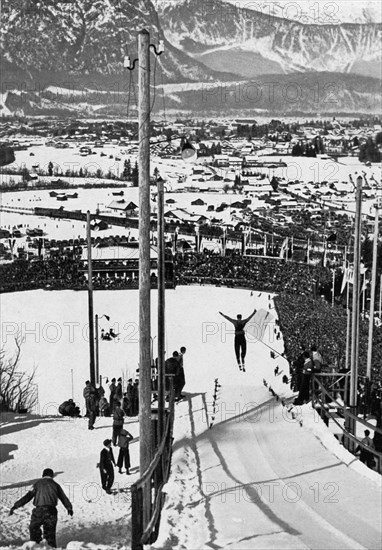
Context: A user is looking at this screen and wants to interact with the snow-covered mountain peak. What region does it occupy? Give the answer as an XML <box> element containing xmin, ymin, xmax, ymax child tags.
<box><xmin>153</xmin><ymin>0</ymin><xmax>382</xmax><ymax>25</ymax></box>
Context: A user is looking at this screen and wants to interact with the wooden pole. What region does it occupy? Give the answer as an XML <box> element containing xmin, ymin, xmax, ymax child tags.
<box><xmin>349</xmin><ymin>176</ymin><xmax>362</xmax><ymax>441</ymax></box>
<box><xmin>86</xmin><ymin>211</ymin><xmax>96</xmax><ymax>386</ymax></box>
<box><xmin>366</xmin><ymin>206</ymin><xmax>379</xmax><ymax>379</ymax></box>
<box><xmin>138</xmin><ymin>29</ymin><xmax>152</xmax><ymax>479</ymax></box>
<box><xmin>379</xmin><ymin>273</ymin><xmax>382</xmax><ymax>318</ymax></box>
<box><xmin>95</xmin><ymin>314</ymin><xmax>99</xmax><ymax>384</ymax></box>
<box><xmin>345</xmin><ymin>276</ymin><xmax>350</xmax><ymax>371</ymax></box>
<box><xmin>157</xmin><ymin>177</ymin><xmax>165</xmax><ymax>442</ymax></box>
<box><xmin>331</xmin><ymin>269</ymin><xmax>335</xmax><ymax>307</ymax></box>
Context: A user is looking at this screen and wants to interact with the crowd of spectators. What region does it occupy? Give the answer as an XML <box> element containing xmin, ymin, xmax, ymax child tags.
<box><xmin>274</xmin><ymin>292</ymin><xmax>382</xmax><ymax>386</ymax></box>
<box><xmin>0</xmin><ymin>253</ymin><xmax>81</xmax><ymax>293</ymax></box>
<box><xmin>175</xmin><ymin>252</ymin><xmax>332</xmax><ymax>297</ymax></box>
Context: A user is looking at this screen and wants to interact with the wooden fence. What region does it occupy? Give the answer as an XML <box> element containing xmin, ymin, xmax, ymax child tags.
<box><xmin>130</xmin><ymin>381</ymin><xmax>175</xmax><ymax>549</ymax></box>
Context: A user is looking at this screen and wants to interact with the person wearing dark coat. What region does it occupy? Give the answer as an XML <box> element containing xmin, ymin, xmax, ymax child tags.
<box><xmin>175</xmin><ymin>347</ymin><xmax>187</xmax><ymax>399</ymax></box>
<box><xmin>83</xmin><ymin>381</ymin><xmax>97</xmax><ymax>429</ymax></box>
<box><xmin>99</xmin><ymin>439</ymin><xmax>116</xmax><ymax>494</ymax></box>
<box><xmin>87</xmin><ymin>392</ymin><xmax>98</xmax><ymax>430</ymax></box>
<box><xmin>83</xmin><ymin>380</ymin><xmax>96</xmax><ymax>416</ymax></box>
<box><xmin>117</xmin><ymin>429</ymin><xmax>134</xmax><ymax>474</ymax></box>
<box><xmin>165</xmin><ymin>352</ymin><xmax>181</xmax><ymax>393</ymax></box>
<box><xmin>109</xmin><ymin>378</ymin><xmax>116</xmax><ymax>412</ymax></box>
<box><xmin>58</xmin><ymin>399</ymin><xmax>80</xmax><ymax>417</ymax></box>
<box><xmin>99</xmin><ymin>396</ymin><xmax>110</xmax><ymax>417</ymax></box>
<box><xmin>9</xmin><ymin>468</ymin><xmax>73</xmax><ymax>548</ymax></box>
<box><xmin>132</xmin><ymin>380</ymin><xmax>139</xmax><ymax>416</ymax></box>
<box><xmin>115</xmin><ymin>378</ymin><xmax>123</xmax><ymax>403</ymax></box>
<box><xmin>125</xmin><ymin>379</ymin><xmax>134</xmax><ymax>416</ymax></box>
<box><xmin>112</xmin><ymin>401</ymin><xmax>125</xmax><ymax>445</ymax></box>
<box><xmin>294</xmin><ymin>351</ymin><xmax>313</xmax><ymax>404</ymax></box>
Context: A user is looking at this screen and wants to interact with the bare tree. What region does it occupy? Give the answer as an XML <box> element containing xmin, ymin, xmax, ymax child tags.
<box><xmin>0</xmin><ymin>338</ymin><xmax>38</xmax><ymax>413</ymax></box>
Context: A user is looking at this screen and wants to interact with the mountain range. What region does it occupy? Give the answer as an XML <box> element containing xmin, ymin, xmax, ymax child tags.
<box><xmin>1</xmin><ymin>0</ymin><xmax>381</xmax><ymax>116</ymax></box>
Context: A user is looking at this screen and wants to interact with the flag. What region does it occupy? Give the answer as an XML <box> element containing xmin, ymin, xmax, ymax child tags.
<box><xmin>279</xmin><ymin>237</ymin><xmax>288</xmax><ymax>259</ymax></box>
<box><xmin>341</xmin><ymin>266</ymin><xmax>354</xmax><ymax>293</ymax></box>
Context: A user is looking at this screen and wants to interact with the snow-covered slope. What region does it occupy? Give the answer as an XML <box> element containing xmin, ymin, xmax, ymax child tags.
<box><xmin>1</xmin><ymin>287</ymin><xmax>381</xmax><ymax>549</ymax></box>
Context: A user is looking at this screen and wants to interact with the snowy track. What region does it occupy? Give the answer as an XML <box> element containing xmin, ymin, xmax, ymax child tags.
<box><xmin>1</xmin><ymin>287</ymin><xmax>381</xmax><ymax>549</ymax></box>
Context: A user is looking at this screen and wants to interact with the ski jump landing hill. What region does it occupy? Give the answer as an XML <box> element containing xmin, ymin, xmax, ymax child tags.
<box><xmin>0</xmin><ymin>286</ymin><xmax>381</xmax><ymax>549</ymax></box>
<box><xmin>154</xmin><ymin>289</ymin><xmax>382</xmax><ymax>550</ymax></box>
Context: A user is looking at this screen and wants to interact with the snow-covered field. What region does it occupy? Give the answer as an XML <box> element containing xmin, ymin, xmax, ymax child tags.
<box><xmin>1</xmin><ymin>287</ymin><xmax>381</xmax><ymax>549</ymax></box>
<box><xmin>2</xmin><ymin>148</ymin><xmax>381</xmax><ymax>249</ymax></box>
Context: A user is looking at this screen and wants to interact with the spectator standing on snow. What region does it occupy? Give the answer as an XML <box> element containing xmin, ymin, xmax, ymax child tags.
<box><xmin>9</xmin><ymin>468</ymin><xmax>73</xmax><ymax>548</ymax></box>
<box><xmin>125</xmin><ymin>379</ymin><xmax>134</xmax><ymax>416</ymax></box>
<box><xmin>109</xmin><ymin>378</ymin><xmax>116</xmax><ymax>412</ymax></box>
<box><xmin>99</xmin><ymin>396</ymin><xmax>110</xmax><ymax>417</ymax></box>
<box><xmin>99</xmin><ymin>439</ymin><xmax>116</xmax><ymax>494</ymax></box>
<box><xmin>295</xmin><ymin>351</ymin><xmax>313</xmax><ymax>404</ymax></box>
<box><xmin>165</xmin><ymin>351</ymin><xmax>180</xmax><ymax>393</ymax></box>
<box><xmin>132</xmin><ymin>380</ymin><xmax>139</xmax><ymax>416</ymax></box>
<box><xmin>115</xmin><ymin>377</ymin><xmax>123</xmax><ymax>403</ymax></box>
<box><xmin>83</xmin><ymin>380</ymin><xmax>96</xmax><ymax>416</ymax></box>
<box><xmin>83</xmin><ymin>381</ymin><xmax>97</xmax><ymax>429</ymax></box>
<box><xmin>117</xmin><ymin>428</ymin><xmax>134</xmax><ymax>474</ymax></box>
<box><xmin>112</xmin><ymin>401</ymin><xmax>124</xmax><ymax>445</ymax></box>
<box><xmin>175</xmin><ymin>346</ymin><xmax>187</xmax><ymax>399</ymax></box>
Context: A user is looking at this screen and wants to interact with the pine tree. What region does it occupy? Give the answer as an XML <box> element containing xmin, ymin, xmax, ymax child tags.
<box><xmin>123</xmin><ymin>159</ymin><xmax>131</xmax><ymax>180</ymax></box>
<box><xmin>132</xmin><ymin>161</ymin><xmax>139</xmax><ymax>187</ymax></box>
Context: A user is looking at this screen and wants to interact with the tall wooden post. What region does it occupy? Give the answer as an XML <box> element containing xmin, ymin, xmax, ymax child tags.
<box><xmin>86</xmin><ymin>211</ymin><xmax>96</xmax><ymax>386</ymax></box>
<box><xmin>138</xmin><ymin>29</ymin><xmax>152</xmax><ymax>479</ymax></box>
<box><xmin>349</xmin><ymin>176</ymin><xmax>362</xmax><ymax>441</ymax></box>
<box><xmin>345</xmin><ymin>278</ymin><xmax>351</xmax><ymax>371</ymax></box>
<box><xmin>95</xmin><ymin>314</ymin><xmax>99</xmax><ymax>384</ymax></box>
<box><xmin>157</xmin><ymin>177</ymin><xmax>165</xmax><ymax>441</ymax></box>
<box><xmin>366</xmin><ymin>206</ymin><xmax>379</xmax><ymax>379</ymax></box>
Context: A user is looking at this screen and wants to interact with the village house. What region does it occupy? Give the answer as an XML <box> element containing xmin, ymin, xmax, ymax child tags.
<box><xmin>107</xmin><ymin>200</ymin><xmax>138</xmax><ymax>217</ymax></box>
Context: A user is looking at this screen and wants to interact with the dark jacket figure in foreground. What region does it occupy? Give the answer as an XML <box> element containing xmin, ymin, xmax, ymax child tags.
<box><xmin>99</xmin><ymin>439</ymin><xmax>116</xmax><ymax>494</ymax></box>
<box><xmin>9</xmin><ymin>468</ymin><xmax>73</xmax><ymax>548</ymax></box>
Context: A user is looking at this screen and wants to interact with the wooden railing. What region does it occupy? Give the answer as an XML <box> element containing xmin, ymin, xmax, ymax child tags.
<box><xmin>130</xmin><ymin>380</ymin><xmax>175</xmax><ymax>550</ymax></box>
<box><xmin>311</xmin><ymin>374</ymin><xmax>382</xmax><ymax>474</ymax></box>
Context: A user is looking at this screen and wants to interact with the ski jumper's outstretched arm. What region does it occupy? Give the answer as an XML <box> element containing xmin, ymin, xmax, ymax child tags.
<box><xmin>219</xmin><ymin>312</ymin><xmax>236</xmax><ymax>325</ymax></box>
<box><xmin>243</xmin><ymin>309</ymin><xmax>257</xmax><ymax>325</ymax></box>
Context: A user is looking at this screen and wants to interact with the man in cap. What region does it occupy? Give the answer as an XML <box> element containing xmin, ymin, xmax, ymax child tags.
<box><xmin>9</xmin><ymin>468</ymin><xmax>73</xmax><ymax>548</ymax></box>
<box><xmin>99</xmin><ymin>439</ymin><xmax>116</xmax><ymax>494</ymax></box>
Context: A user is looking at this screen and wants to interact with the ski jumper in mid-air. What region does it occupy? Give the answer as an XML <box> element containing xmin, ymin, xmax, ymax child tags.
<box><xmin>219</xmin><ymin>308</ymin><xmax>257</xmax><ymax>370</ymax></box>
